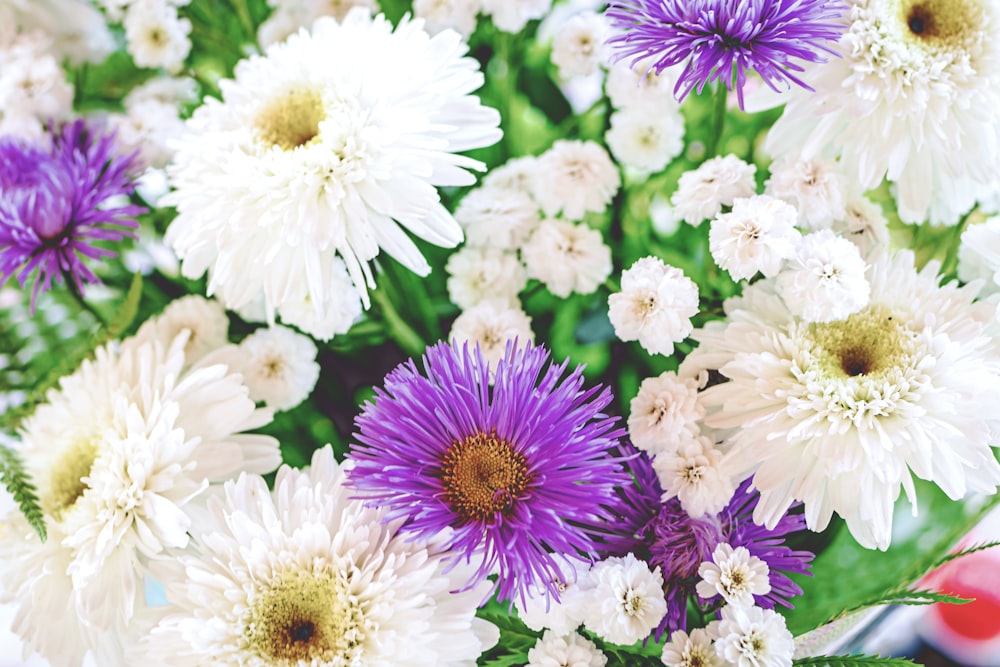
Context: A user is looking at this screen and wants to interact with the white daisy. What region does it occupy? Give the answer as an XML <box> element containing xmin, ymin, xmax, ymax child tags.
<box><xmin>605</xmin><ymin>104</ymin><xmax>685</xmax><ymax>174</ymax></box>
<box><xmin>712</xmin><ymin>605</ymin><xmax>794</xmax><ymax>667</ymax></box>
<box><xmin>527</xmin><ymin>631</ymin><xmax>608</xmax><ymax>667</ymax></box>
<box><xmin>582</xmin><ymin>553</ymin><xmax>667</xmax><ymax>646</ymax></box>
<box><xmin>764</xmin><ymin>155</ymin><xmax>846</xmax><ymax>231</ymax></box>
<box><xmin>760</xmin><ymin>0</ymin><xmax>1000</xmax><ymax>225</ymax></box>
<box><xmin>671</xmin><ymin>155</ymin><xmax>758</xmax><ymax>227</ymax></box>
<box><xmin>627</xmin><ymin>371</ymin><xmax>704</xmax><ymax>455</ymax></box>
<box><xmin>608</xmin><ymin>256</ymin><xmax>699</xmax><ymax>357</ymax></box>
<box><xmin>684</xmin><ymin>250</ymin><xmax>1000</xmax><ymax>549</ymax></box>
<box><xmin>775</xmin><ymin>230</ymin><xmax>871</xmax><ymax>323</ymax></box>
<box><xmin>133</xmin><ymin>447</ymin><xmax>499</xmax><ymax>666</ymax></box>
<box><xmin>515</xmin><ymin>557</ymin><xmax>592</xmax><ymax>636</ymax></box>
<box><xmin>449</xmin><ymin>300</ymin><xmax>534</xmax><ymax>372</ymax></box>
<box><xmin>229</xmin><ymin>324</ymin><xmax>321</xmax><ymax>411</ymax></box>
<box><xmin>532</xmin><ymin>140</ymin><xmax>621</xmax><ymax>221</ymax></box>
<box><xmin>662</xmin><ymin>628</ymin><xmax>722</xmax><ymax>667</ymax></box>
<box><xmin>652</xmin><ymin>434</ymin><xmax>735</xmax><ymax>518</ymax></box>
<box><xmin>522</xmin><ymin>219</ymin><xmax>612</xmax><ymax>298</ymax></box>
<box><xmin>446</xmin><ymin>244</ymin><xmax>527</xmax><ymax>309</ymax></box>
<box><xmin>164</xmin><ymin>11</ymin><xmax>502</xmax><ymax>325</ymax></box>
<box><xmin>696</xmin><ymin>544</ymin><xmax>772</xmax><ymax>607</ymax></box>
<box><xmin>550</xmin><ymin>11</ymin><xmax>607</xmax><ymax>79</ymax></box>
<box><xmin>709</xmin><ymin>195</ymin><xmax>801</xmax><ymax>281</ymax></box>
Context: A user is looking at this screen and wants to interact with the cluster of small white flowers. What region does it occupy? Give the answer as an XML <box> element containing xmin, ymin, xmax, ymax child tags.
<box><xmin>581</xmin><ymin>553</ymin><xmax>667</xmax><ymax>646</ymax></box>
<box><xmin>709</xmin><ymin>195</ymin><xmax>801</xmax><ymax>281</ymax></box>
<box><xmin>608</xmin><ymin>256</ymin><xmax>699</xmax><ymax>357</ymax></box>
<box><xmin>662</xmin><ymin>607</ymin><xmax>793</xmax><ymax>667</ymax></box>
<box><xmin>627</xmin><ymin>371</ymin><xmax>704</xmax><ymax>455</ymax></box>
<box><xmin>121</xmin><ymin>0</ymin><xmax>192</xmax><ymax>73</ymax></box>
<box><xmin>764</xmin><ymin>155</ymin><xmax>847</xmax><ymax>230</ymax></box>
<box><xmin>258</xmin><ymin>0</ymin><xmax>378</xmax><ymax>47</ymax></box>
<box><xmin>671</xmin><ymin>155</ymin><xmax>758</xmax><ymax>226</ymax></box>
<box><xmin>775</xmin><ymin>230</ymin><xmax>871</xmax><ymax>323</ymax></box>
<box><xmin>526</xmin><ymin>630</ymin><xmax>608</xmax><ymax>667</ymax></box>
<box><xmin>0</xmin><ymin>30</ymin><xmax>73</xmax><ymax>140</ymax></box>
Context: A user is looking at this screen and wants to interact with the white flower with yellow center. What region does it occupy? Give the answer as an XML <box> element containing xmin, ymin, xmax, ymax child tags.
<box><xmin>683</xmin><ymin>250</ymin><xmax>1000</xmax><ymax>549</ymax></box>
<box><xmin>165</xmin><ymin>10</ymin><xmax>501</xmax><ymax>329</ymax></box>
<box><xmin>696</xmin><ymin>544</ymin><xmax>772</xmax><ymax>608</ymax></box>
<box><xmin>761</xmin><ymin>0</ymin><xmax>1000</xmax><ymax>225</ymax></box>
<box><xmin>134</xmin><ymin>447</ymin><xmax>499</xmax><ymax>666</ymax></box>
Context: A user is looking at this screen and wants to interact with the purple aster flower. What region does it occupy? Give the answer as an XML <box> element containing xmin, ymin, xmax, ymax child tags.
<box><xmin>605</xmin><ymin>0</ymin><xmax>848</xmax><ymax>108</ymax></box>
<box><xmin>0</xmin><ymin>119</ymin><xmax>144</xmax><ymax>306</ymax></box>
<box><xmin>600</xmin><ymin>446</ymin><xmax>813</xmax><ymax>639</ymax></box>
<box><xmin>347</xmin><ymin>341</ymin><xmax>630</xmax><ymax>605</ymax></box>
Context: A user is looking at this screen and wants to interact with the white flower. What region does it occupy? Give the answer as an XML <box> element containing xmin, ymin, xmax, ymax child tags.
<box><xmin>832</xmin><ymin>196</ymin><xmax>890</xmax><ymax>259</ymax></box>
<box><xmin>662</xmin><ymin>628</ymin><xmax>723</xmax><ymax>667</ymax></box>
<box><xmin>481</xmin><ymin>0</ymin><xmax>552</xmax><ymax>33</ymax></box>
<box><xmin>582</xmin><ymin>553</ymin><xmax>667</xmax><ymax>646</ymax></box>
<box><xmin>958</xmin><ymin>217</ymin><xmax>1000</xmax><ymax>296</ymax></box>
<box><xmin>522</xmin><ymin>219</ymin><xmax>612</xmax><ymax>297</ymax></box>
<box><xmin>455</xmin><ymin>184</ymin><xmax>541</xmax><ymax>250</ymax></box>
<box><xmin>113</xmin><ymin>98</ymin><xmax>187</xmax><ymax>168</ymax></box>
<box><xmin>0</xmin><ymin>32</ymin><xmax>73</xmax><ymax>140</ymax></box>
<box><xmin>123</xmin><ymin>0</ymin><xmax>192</xmax><ymax>73</ymax></box>
<box><xmin>515</xmin><ymin>557</ymin><xmax>592</xmax><ymax>636</ymax></box>
<box><xmin>449</xmin><ymin>300</ymin><xmax>534</xmax><ymax>371</ymax></box>
<box><xmin>527</xmin><ymin>631</ymin><xmax>608</xmax><ymax>667</ymax></box>
<box><xmin>760</xmin><ymin>0</ymin><xmax>1000</xmax><ymax>225</ymax></box>
<box><xmin>273</xmin><ymin>255</ymin><xmax>363</xmax><ymax>341</ymax></box>
<box><xmin>627</xmin><ymin>371</ymin><xmax>704</xmax><ymax>455</ymax></box>
<box><xmin>775</xmin><ymin>230</ymin><xmax>871</xmax><ymax>323</ymax></box>
<box><xmin>532</xmin><ymin>140</ymin><xmax>621</xmax><ymax>221</ymax></box>
<box><xmin>608</xmin><ymin>256</ymin><xmax>698</xmax><ymax>357</ymax></box>
<box><xmin>124</xmin><ymin>75</ymin><xmax>198</xmax><ymax>107</ymax></box>
<box><xmin>605</xmin><ymin>56</ymin><xmax>678</xmax><ymax>110</ymax></box>
<box><xmin>685</xmin><ymin>250</ymin><xmax>1000</xmax><ymax>550</ymax></box>
<box><xmin>414</xmin><ymin>0</ymin><xmax>481</xmax><ymax>37</ymax></box>
<box><xmin>713</xmin><ymin>605</ymin><xmax>794</xmax><ymax>667</ymax></box>
<box><xmin>132</xmin><ymin>294</ymin><xmax>230</xmax><ymax>365</ymax></box>
<box><xmin>225</xmin><ymin>325</ymin><xmax>321</xmax><ymax>411</ymax></box>
<box><xmin>696</xmin><ymin>544</ymin><xmax>772</xmax><ymax>607</ymax></box>
<box><xmin>258</xmin><ymin>0</ymin><xmax>379</xmax><ymax>47</ymax></box>
<box><xmin>446</xmin><ymin>244</ymin><xmax>528</xmax><ymax>309</ymax></box>
<box><xmin>764</xmin><ymin>155</ymin><xmax>846</xmax><ymax>231</ymax></box>
<box><xmin>652</xmin><ymin>435</ymin><xmax>735</xmax><ymax>518</ymax></box>
<box><xmin>671</xmin><ymin>155</ymin><xmax>758</xmax><ymax>227</ymax></box>
<box><xmin>605</xmin><ymin>104</ymin><xmax>685</xmax><ymax>173</ymax></box>
<box><xmin>550</xmin><ymin>11</ymin><xmax>607</xmax><ymax>79</ymax></box>
<box><xmin>483</xmin><ymin>154</ymin><xmax>541</xmax><ymax>194</ymax></box>
<box><xmin>709</xmin><ymin>195</ymin><xmax>801</xmax><ymax>281</ymax></box>
<box><xmin>164</xmin><ymin>11</ymin><xmax>501</xmax><ymax>326</ymax></box>
<box><xmin>132</xmin><ymin>447</ymin><xmax>499</xmax><ymax>666</ymax></box>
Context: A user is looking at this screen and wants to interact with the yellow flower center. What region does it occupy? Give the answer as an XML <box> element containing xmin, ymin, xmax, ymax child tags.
<box><xmin>256</xmin><ymin>88</ymin><xmax>326</xmax><ymax>151</ymax></box>
<box><xmin>439</xmin><ymin>430</ymin><xmax>530</xmax><ymax>521</ymax></box>
<box><xmin>895</xmin><ymin>0</ymin><xmax>984</xmax><ymax>50</ymax></box>
<box><xmin>45</xmin><ymin>438</ymin><xmax>99</xmax><ymax>520</ymax></box>
<box><xmin>809</xmin><ymin>304</ymin><xmax>911</xmax><ymax>379</ymax></box>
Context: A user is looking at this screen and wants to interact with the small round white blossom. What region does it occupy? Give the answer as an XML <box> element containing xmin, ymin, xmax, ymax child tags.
<box><xmin>582</xmin><ymin>553</ymin><xmax>667</xmax><ymax>647</ymax></box>
<box><xmin>515</xmin><ymin>557</ymin><xmax>592</xmax><ymax>636</ymax></box>
<box><xmin>550</xmin><ymin>11</ymin><xmax>607</xmax><ymax>79</ymax></box>
<box><xmin>480</xmin><ymin>0</ymin><xmax>552</xmax><ymax>33</ymax></box>
<box><xmin>533</xmin><ymin>140</ymin><xmax>621</xmax><ymax>221</ymax></box>
<box><xmin>652</xmin><ymin>435</ymin><xmax>734</xmax><ymax>518</ymax></box>
<box><xmin>414</xmin><ymin>0</ymin><xmax>481</xmax><ymax>37</ymax></box>
<box><xmin>522</xmin><ymin>219</ymin><xmax>612</xmax><ymax>297</ymax></box>
<box><xmin>765</xmin><ymin>155</ymin><xmax>846</xmax><ymax>231</ymax></box>
<box><xmin>113</xmin><ymin>98</ymin><xmax>186</xmax><ymax>168</ymax></box>
<box><xmin>132</xmin><ymin>295</ymin><xmax>229</xmax><ymax>365</ymax></box>
<box><xmin>229</xmin><ymin>325</ymin><xmax>321</xmax><ymax>411</ymax></box>
<box><xmin>446</xmin><ymin>245</ymin><xmax>527</xmax><ymax>309</ymax></box>
<box><xmin>661</xmin><ymin>628</ymin><xmax>723</xmax><ymax>667</ymax></box>
<box><xmin>483</xmin><ymin>155</ymin><xmax>540</xmax><ymax>194</ymax></box>
<box><xmin>671</xmin><ymin>155</ymin><xmax>758</xmax><ymax>226</ymax></box>
<box><xmin>123</xmin><ymin>0</ymin><xmax>192</xmax><ymax>73</ymax></box>
<box><xmin>776</xmin><ymin>230</ymin><xmax>870</xmax><ymax>323</ymax></box>
<box><xmin>449</xmin><ymin>300</ymin><xmax>534</xmax><ymax>372</ymax></box>
<box><xmin>713</xmin><ymin>605</ymin><xmax>794</xmax><ymax>667</ymax></box>
<box><xmin>696</xmin><ymin>544</ymin><xmax>772</xmax><ymax>608</ymax></box>
<box><xmin>833</xmin><ymin>197</ymin><xmax>891</xmax><ymax>259</ymax></box>
<box><xmin>608</xmin><ymin>256</ymin><xmax>698</xmax><ymax>357</ymax></box>
<box><xmin>627</xmin><ymin>371</ymin><xmax>703</xmax><ymax>455</ymax></box>
<box><xmin>455</xmin><ymin>185</ymin><xmax>540</xmax><ymax>250</ymax></box>
<box><xmin>605</xmin><ymin>104</ymin><xmax>685</xmax><ymax>173</ymax></box>
<box><xmin>605</xmin><ymin>56</ymin><xmax>677</xmax><ymax>110</ymax></box>
<box><xmin>709</xmin><ymin>195</ymin><xmax>801</xmax><ymax>281</ymax></box>
<box><xmin>527</xmin><ymin>631</ymin><xmax>608</xmax><ymax>667</ymax></box>
<box><xmin>0</xmin><ymin>32</ymin><xmax>73</xmax><ymax>140</ymax></box>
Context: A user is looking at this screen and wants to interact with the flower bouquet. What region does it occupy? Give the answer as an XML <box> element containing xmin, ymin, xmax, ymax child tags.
<box><xmin>2</xmin><ymin>0</ymin><xmax>1000</xmax><ymax>665</ymax></box>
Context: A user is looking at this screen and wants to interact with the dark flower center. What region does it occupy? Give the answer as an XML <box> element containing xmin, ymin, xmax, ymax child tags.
<box><xmin>440</xmin><ymin>430</ymin><xmax>530</xmax><ymax>521</ymax></box>
<box><xmin>899</xmin><ymin>0</ymin><xmax>983</xmax><ymax>48</ymax></box>
<box><xmin>810</xmin><ymin>305</ymin><xmax>908</xmax><ymax>379</ymax></box>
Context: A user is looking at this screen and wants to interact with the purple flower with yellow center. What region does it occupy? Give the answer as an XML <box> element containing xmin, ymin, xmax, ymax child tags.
<box><xmin>347</xmin><ymin>341</ymin><xmax>630</xmax><ymax>604</ymax></box>
<box><xmin>601</xmin><ymin>446</ymin><xmax>813</xmax><ymax>639</ymax></box>
<box><xmin>0</xmin><ymin>119</ymin><xmax>144</xmax><ymax>305</ymax></box>
<box><xmin>605</xmin><ymin>0</ymin><xmax>847</xmax><ymax>108</ymax></box>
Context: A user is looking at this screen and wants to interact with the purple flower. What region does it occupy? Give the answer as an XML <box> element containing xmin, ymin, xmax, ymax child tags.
<box><xmin>347</xmin><ymin>341</ymin><xmax>630</xmax><ymax>605</ymax></box>
<box><xmin>0</xmin><ymin>120</ymin><xmax>144</xmax><ymax>305</ymax></box>
<box><xmin>600</xmin><ymin>447</ymin><xmax>813</xmax><ymax>639</ymax></box>
<box><xmin>605</xmin><ymin>0</ymin><xmax>847</xmax><ymax>108</ymax></box>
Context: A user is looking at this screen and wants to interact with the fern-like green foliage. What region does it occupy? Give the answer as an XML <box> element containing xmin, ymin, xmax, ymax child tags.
<box><xmin>0</xmin><ymin>443</ymin><xmax>46</xmax><ymax>542</ymax></box>
<box><xmin>794</xmin><ymin>655</ymin><xmax>920</xmax><ymax>667</ymax></box>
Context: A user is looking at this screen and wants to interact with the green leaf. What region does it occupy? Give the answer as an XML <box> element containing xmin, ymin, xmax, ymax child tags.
<box><xmin>926</xmin><ymin>540</ymin><xmax>1000</xmax><ymax>571</ymax></box>
<box><xmin>476</xmin><ymin>605</ymin><xmax>540</xmax><ymax>667</ymax></box>
<box><xmin>831</xmin><ymin>587</ymin><xmax>972</xmax><ymax>622</ymax></box>
<box><xmin>793</xmin><ymin>655</ymin><xmax>921</xmax><ymax>667</ymax></box>
<box><xmin>107</xmin><ymin>272</ymin><xmax>144</xmax><ymax>339</ymax></box>
<box><xmin>0</xmin><ymin>444</ymin><xmax>46</xmax><ymax>542</ymax></box>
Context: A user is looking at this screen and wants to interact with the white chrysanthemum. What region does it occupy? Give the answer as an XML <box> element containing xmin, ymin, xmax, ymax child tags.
<box><xmin>582</xmin><ymin>553</ymin><xmax>667</xmax><ymax>646</ymax></box>
<box><xmin>764</xmin><ymin>155</ymin><xmax>846</xmax><ymax>231</ymax></box>
<box><xmin>550</xmin><ymin>11</ymin><xmax>607</xmax><ymax>79</ymax></box>
<box><xmin>522</xmin><ymin>219</ymin><xmax>612</xmax><ymax>297</ymax></box>
<box><xmin>958</xmin><ymin>217</ymin><xmax>1000</xmax><ymax>297</ymax></box>
<box><xmin>652</xmin><ymin>435</ymin><xmax>735</xmax><ymax>518</ymax></box>
<box><xmin>605</xmin><ymin>56</ymin><xmax>678</xmax><ymax>109</ymax></box>
<box><xmin>0</xmin><ymin>31</ymin><xmax>73</xmax><ymax>140</ymax></box>
<box><xmin>532</xmin><ymin>140</ymin><xmax>621</xmax><ymax>221</ymax></box>
<box><xmin>164</xmin><ymin>11</ymin><xmax>502</xmax><ymax>325</ymax></box>
<box><xmin>446</xmin><ymin>244</ymin><xmax>528</xmax><ymax>309</ymax></box>
<box><xmin>760</xmin><ymin>0</ymin><xmax>1000</xmax><ymax>225</ymax></box>
<box><xmin>662</xmin><ymin>628</ymin><xmax>723</xmax><ymax>667</ymax></box>
<box><xmin>133</xmin><ymin>447</ymin><xmax>499</xmax><ymax>666</ymax></box>
<box><xmin>713</xmin><ymin>605</ymin><xmax>794</xmax><ymax>667</ymax></box>
<box><xmin>685</xmin><ymin>250</ymin><xmax>1000</xmax><ymax>549</ymax></box>
<box><xmin>608</xmin><ymin>256</ymin><xmax>698</xmax><ymax>356</ymax></box>
<box><xmin>671</xmin><ymin>155</ymin><xmax>758</xmax><ymax>227</ymax></box>
<box><xmin>605</xmin><ymin>104</ymin><xmax>685</xmax><ymax>173</ymax></box>
<box><xmin>132</xmin><ymin>294</ymin><xmax>229</xmax><ymax>365</ymax></box>
<box><xmin>455</xmin><ymin>184</ymin><xmax>540</xmax><ymax>250</ymax></box>
<box><xmin>123</xmin><ymin>0</ymin><xmax>191</xmax><ymax>74</ymax></box>
<box><xmin>527</xmin><ymin>631</ymin><xmax>608</xmax><ymax>667</ymax></box>
<box><xmin>515</xmin><ymin>557</ymin><xmax>592</xmax><ymax>636</ymax></box>
<box><xmin>833</xmin><ymin>196</ymin><xmax>891</xmax><ymax>259</ymax></box>
<box><xmin>480</xmin><ymin>0</ymin><xmax>552</xmax><ymax>33</ymax></box>
<box><xmin>449</xmin><ymin>300</ymin><xmax>534</xmax><ymax>371</ymax></box>
<box><xmin>775</xmin><ymin>230</ymin><xmax>871</xmax><ymax>323</ymax></box>
<box><xmin>414</xmin><ymin>0</ymin><xmax>481</xmax><ymax>37</ymax></box>
<box><xmin>709</xmin><ymin>195</ymin><xmax>801</xmax><ymax>281</ymax></box>
<box><xmin>228</xmin><ymin>325</ymin><xmax>320</xmax><ymax>411</ymax></box>
<box><xmin>258</xmin><ymin>0</ymin><xmax>379</xmax><ymax>47</ymax></box>
<box><xmin>696</xmin><ymin>544</ymin><xmax>772</xmax><ymax>607</ymax></box>
<box><xmin>627</xmin><ymin>371</ymin><xmax>704</xmax><ymax>455</ymax></box>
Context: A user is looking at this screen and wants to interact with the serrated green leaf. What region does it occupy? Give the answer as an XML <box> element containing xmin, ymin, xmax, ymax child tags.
<box><xmin>794</xmin><ymin>655</ymin><xmax>920</xmax><ymax>667</ymax></box>
<box><xmin>0</xmin><ymin>444</ymin><xmax>46</xmax><ymax>542</ymax></box>
<box><xmin>926</xmin><ymin>540</ymin><xmax>1000</xmax><ymax>571</ymax></box>
<box><xmin>829</xmin><ymin>587</ymin><xmax>972</xmax><ymax>623</ymax></box>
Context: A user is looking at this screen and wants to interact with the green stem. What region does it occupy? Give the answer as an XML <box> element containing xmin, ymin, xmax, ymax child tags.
<box><xmin>64</xmin><ymin>276</ymin><xmax>106</xmax><ymax>327</ymax></box>
<box><xmin>370</xmin><ymin>288</ymin><xmax>427</xmax><ymax>358</ymax></box>
<box><xmin>707</xmin><ymin>83</ymin><xmax>728</xmax><ymax>158</ymax></box>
